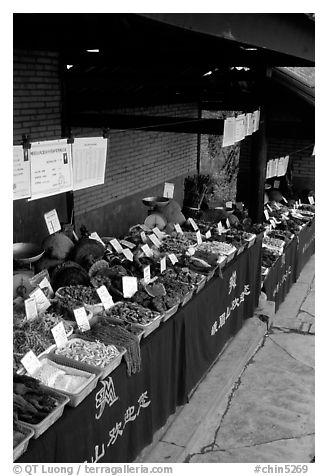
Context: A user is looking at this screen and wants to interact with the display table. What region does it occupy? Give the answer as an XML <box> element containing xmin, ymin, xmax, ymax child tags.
<box><xmin>18</xmin><ymin>241</ymin><xmax>262</xmax><ymax>463</ymax></box>
<box><xmin>262</xmin><ymin>237</ymin><xmax>298</xmax><ymax>312</ymax></box>
<box><xmin>295</xmin><ymin>219</ymin><xmax>315</xmax><ymax>280</ymax></box>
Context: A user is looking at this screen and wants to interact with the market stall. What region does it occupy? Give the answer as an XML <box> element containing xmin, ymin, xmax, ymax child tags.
<box><xmin>17</xmin><ymin>240</ymin><xmax>261</xmax><ymax>463</ymax></box>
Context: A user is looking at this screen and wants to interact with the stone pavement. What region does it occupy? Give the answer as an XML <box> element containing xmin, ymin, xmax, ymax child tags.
<box><xmin>136</xmin><ymin>255</ymin><xmax>315</xmax><ymax>464</ymax></box>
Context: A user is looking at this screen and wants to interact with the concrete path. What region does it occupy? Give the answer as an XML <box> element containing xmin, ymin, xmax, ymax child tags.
<box><xmin>136</xmin><ymin>255</ymin><xmax>315</xmax><ymax>464</ymax></box>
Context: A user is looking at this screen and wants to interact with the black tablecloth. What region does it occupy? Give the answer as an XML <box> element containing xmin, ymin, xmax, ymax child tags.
<box><xmin>18</xmin><ymin>241</ymin><xmax>262</xmax><ymax>463</ymax></box>
<box><xmin>295</xmin><ymin>219</ymin><xmax>315</xmax><ymax>280</ymax></box>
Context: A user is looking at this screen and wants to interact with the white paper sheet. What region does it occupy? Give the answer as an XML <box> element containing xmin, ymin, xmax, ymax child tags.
<box><xmin>72</xmin><ymin>137</ymin><xmax>108</xmax><ymax>191</ymax></box>
<box><xmin>29</xmin><ymin>139</ymin><xmax>73</xmax><ymax>200</ymax></box>
<box><xmin>235</xmin><ymin>114</ymin><xmax>246</xmax><ymax>142</ymax></box>
<box><xmin>13</xmin><ymin>146</ymin><xmax>31</xmax><ymax>200</ymax></box>
<box><xmin>222</xmin><ymin>117</ymin><xmax>236</xmax><ymax>147</ymax></box>
<box><xmin>245</xmin><ymin>113</ymin><xmax>252</xmax><ymax>136</ymax></box>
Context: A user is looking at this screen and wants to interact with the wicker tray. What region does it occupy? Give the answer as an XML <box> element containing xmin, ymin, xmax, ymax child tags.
<box><xmin>20</xmin><ymin>386</ymin><xmax>69</xmax><ymax>438</ymax></box>
<box><xmin>50</xmin><ymin>336</ymin><xmax>126</xmax><ymax>380</ymax></box>
<box><xmin>162</xmin><ymin>303</ymin><xmax>180</xmax><ymax>322</ymax></box>
<box><xmin>13</xmin><ymin>423</ymin><xmax>35</xmax><ymax>461</ymax></box>
<box><xmin>105</xmin><ymin>311</ymin><xmax>163</xmax><ymax>338</ymax></box>
<box><xmin>35</xmin><ymin>354</ymin><xmax>101</xmax><ymax>407</ymax></box>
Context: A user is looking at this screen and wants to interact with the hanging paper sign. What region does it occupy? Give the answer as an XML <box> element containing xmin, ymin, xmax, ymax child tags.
<box><xmin>110</xmin><ymin>239</ymin><xmax>123</xmax><ymax>253</ymax></box>
<box><xmin>21</xmin><ymin>350</ymin><xmax>42</xmax><ymax>376</ymax></box>
<box><xmin>174</xmin><ymin>224</ymin><xmax>184</xmax><ymax>234</ymax></box>
<box><xmin>196</xmin><ymin>230</ymin><xmax>202</xmax><ymax>245</ymax></box>
<box><xmin>264</xmin><ymin>210</ymin><xmax>269</xmax><ymax>221</ymax></box>
<box><xmin>29</xmin><ymin>139</ymin><xmax>73</xmax><ymax>200</ymax></box>
<box><xmin>120</xmin><ymin>239</ymin><xmax>136</xmax><ymax>249</ymax></box>
<box><xmin>122</xmin><ymin>277</ymin><xmax>138</xmax><ymax>298</ymax></box>
<box><xmin>273</xmin><ymin>180</ymin><xmax>280</xmax><ymax>189</ymax></box>
<box><xmin>205</xmin><ymin>230</ymin><xmax>212</xmax><ymax>239</ymax></box>
<box><xmin>72</xmin><ymin>137</ymin><xmax>107</xmax><ymax>191</ymax></box>
<box><xmin>266</xmin><ymin>161</ymin><xmax>271</xmax><ymax>179</ymax></box>
<box><xmin>163</xmin><ymin>182</ymin><xmax>174</xmax><ymax>199</ymax></box>
<box><xmin>284</xmin><ymin>156</ymin><xmax>289</xmax><ymax>175</ymax></box>
<box><xmin>168</xmin><ymin>253</ymin><xmax>178</xmax><ymax>265</ymax></box>
<box><xmin>143</xmin><ymin>265</ymin><xmax>151</xmax><ymax>284</ymax></box>
<box><xmin>245</xmin><ymin>113</ymin><xmax>252</xmax><ymax>136</ymax></box>
<box><xmin>38</xmin><ymin>277</ymin><xmax>54</xmax><ymax>299</ymax></box>
<box><xmin>13</xmin><ymin>145</ymin><xmax>31</xmax><ymax>200</ymax></box>
<box><xmin>140</xmin><ymin>232</ymin><xmax>147</xmax><ymax>243</ymax></box>
<box><xmin>97</xmin><ymin>285</ymin><xmax>114</xmax><ymax>309</ymax></box>
<box><xmin>222</xmin><ymin>117</ymin><xmax>236</xmax><ymax>147</ymax></box>
<box><xmin>44</xmin><ymin>209</ymin><xmax>61</xmax><ymax>235</ymax></box>
<box><xmin>254</xmin><ymin>110</ymin><xmax>260</xmax><ymax>131</ymax></box>
<box><xmin>160</xmin><ymin>256</ymin><xmax>167</xmax><ymax>273</ymax></box>
<box><xmin>51</xmin><ymin>322</ymin><xmax>68</xmax><ymax>349</ymax></box>
<box><xmin>250</xmin><ymin>112</ymin><xmax>257</xmax><ymax>133</ymax></box>
<box><xmin>74</xmin><ymin>307</ymin><xmax>90</xmax><ymax>332</ymax></box>
<box><xmin>152</xmin><ymin>227</ymin><xmax>164</xmax><ymax>240</ymax></box>
<box><xmin>149</xmin><ymin>233</ymin><xmax>161</xmax><ymax>248</ymax></box>
<box><xmin>122</xmin><ymin>248</ymin><xmax>134</xmax><ymax>262</ymax></box>
<box><xmin>188</xmin><ymin>218</ymin><xmax>199</xmax><ymax>231</ymax></box>
<box><xmin>25</xmin><ymin>296</ymin><xmax>38</xmax><ymax>321</ymax></box>
<box><xmin>141</xmin><ymin>244</ymin><xmax>153</xmax><ymax>258</ymax></box>
<box><xmin>226</xmin><ymin>218</ymin><xmax>231</xmax><ymax>229</ymax></box>
<box><xmin>235</xmin><ymin>114</ymin><xmax>246</xmax><ymax>142</ymax></box>
<box><xmin>89</xmin><ymin>232</ymin><xmax>106</xmax><ymax>247</ymax></box>
<box><xmin>308</xmin><ymin>196</ymin><xmax>314</xmax><ymax>205</ymax></box>
<box><xmin>29</xmin><ymin>287</ymin><xmax>51</xmax><ymax>313</ymax></box>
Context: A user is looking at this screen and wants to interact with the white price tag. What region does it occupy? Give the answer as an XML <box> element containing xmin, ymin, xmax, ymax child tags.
<box><xmin>205</xmin><ymin>230</ymin><xmax>212</xmax><ymax>239</ymax></box>
<box><xmin>196</xmin><ymin>230</ymin><xmax>202</xmax><ymax>245</ymax></box>
<box><xmin>140</xmin><ymin>232</ymin><xmax>147</xmax><ymax>243</ymax></box>
<box><xmin>149</xmin><ymin>233</ymin><xmax>161</xmax><ymax>248</ymax></box>
<box><xmin>51</xmin><ymin>322</ymin><xmax>68</xmax><ymax>349</ymax></box>
<box><xmin>141</xmin><ymin>244</ymin><xmax>153</xmax><ymax>258</ymax></box>
<box><xmin>89</xmin><ymin>232</ymin><xmax>106</xmax><ymax>247</ymax></box>
<box><xmin>21</xmin><ymin>350</ymin><xmax>41</xmax><ymax>376</ymax></box>
<box><xmin>122</xmin><ymin>277</ymin><xmax>138</xmax><ymax>298</ymax></box>
<box><xmin>38</xmin><ymin>276</ymin><xmax>54</xmax><ymax>299</ymax></box>
<box><xmin>24</xmin><ymin>296</ymin><xmax>38</xmax><ymax>321</ymax></box>
<box><xmin>282</xmin><ymin>196</ymin><xmax>288</xmax><ymax>204</ymax></box>
<box><xmin>270</xmin><ymin>219</ymin><xmax>276</xmax><ymax>228</ymax></box>
<box><xmin>110</xmin><ymin>238</ymin><xmax>123</xmax><ymax>253</ymax></box>
<box><xmin>225</xmin><ymin>201</ymin><xmax>233</xmax><ymax>209</ymax></box>
<box><xmin>163</xmin><ymin>182</ymin><xmax>174</xmax><ymax>198</ymax></box>
<box><xmin>174</xmin><ymin>224</ymin><xmax>183</xmax><ymax>234</ymax></box>
<box><xmin>44</xmin><ymin>209</ymin><xmax>61</xmax><ymax>235</ymax></box>
<box><xmin>122</xmin><ymin>248</ymin><xmax>134</xmax><ymax>262</ymax></box>
<box><xmin>266</xmin><ymin>204</ymin><xmax>273</xmax><ymax>212</ymax></box>
<box><xmin>143</xmin><ymin>265</ymin><xmax>151</xmax><ymax>284</ymax></box>
<box><xmin>160</xmin><ymin>256</ymin><xmax>167</xmax><ymax>273</ymax></box>
<box><xmin>168</xmin><ymin>253</ymin><xmax>178</xmax><ymax>265</ymax></box>
<box><xmin>308</xmin><ymin>196</ymin><xmax>314</xmax><ymax>205</ymax></box>
<box><xmin>96</xmin><ymin>285</ymin><xmax>114</xmax><ymax>310</ymax></box>
<box><xmin>120</xmin><ymin>239</ymin><xmax>136</xmax><ymax>249</ymax></box>
<box><xmin>226</xmin><ymin>218</ymin><xmax>231</xmax><ymax>229</ymax></box>
<box><xmin>273</xmin><ymin>180</ymin><xmax>280</xmax><ymax>189</ymax></box>
<box><xmin>264</xmin><ymin>210</ymin><xmax>269</xmax><ymax>221</ymax></box>
<box><xmin>74</xmin><ymin>307</ymin><xmax>91</xmax><ymax>332</ymax></box>
<box><xmin>217</xmin><ymin>223</ymin><xmax>223</xmax><ymax>235</ymax></box>
<box><xmin>188</xmin><ymin>218</ymin><xmax>199</xmax><ymax>231</ymax></box>
<box><xmin>152</xmin><ymin>227</ymin><xmax>164</xmax><ymax>239</ymax></box>
<box><xmin>29</xmin><ymin>287</ymin><xmax>51</xmax><ymax>313</ymax></box>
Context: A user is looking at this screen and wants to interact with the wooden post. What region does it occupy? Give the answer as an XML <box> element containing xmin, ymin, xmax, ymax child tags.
<box><xmin>248</xmin><ymin>67</ymin><xmax>271</xmax><ymax>223</ymax></box>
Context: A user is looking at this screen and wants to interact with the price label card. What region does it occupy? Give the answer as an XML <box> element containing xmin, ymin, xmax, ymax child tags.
<box><xmin>282</xmin><ymin>196</ymin><xmax>288</xmax><ymax>204</ymax></box>
<box><xmin>110</xmin><ymin>238</ymin><xmax>123</xmax><ymax>253</ymax></box>
<box><xmin>44</xmin><ymin>209</ymin><xmax>61</xmax><ymax>235</ymax></box>
<box><xmin>25</xmin><ymin>296</ymin><xmax>38</xmax><ymax>321</ymax></box>
<box><xmin>97</xmin><ymin>285</ymin><xmax>114</xmax><ymax>310</ymax></box>
<box><xmin>29</xmin><ymin>287</ymin><xmax>51</xmax><ymax>313</ymax></box>
<box><xmin>158</xmin><ymin>256</ymin><xmax>166</xmax><ymax>273</ymax></box>
<box><xmin>226</xmin><ymin>201</ymin><xmax>233</xmax><ymax>209</ymax></box>
<box><xmin>264</xmin><ymin>210</ymin><xmax>270</xmax><ymax>221</ymax></box>
<box><xmin>168</xmin><ymin>253</ymin><xmax>178</xmax><ymax>265</ymax></box>
<box><xmin>141</xmin><ymin>244</ymin><xmax>153</xmax><ymax>258</ymax></box>
<box><xmin>308</xmin><ymin>196</ymin><xmax>314</xmax><ymax>205</ymax></box>
<box><xmin>74</xmin><ymin>307</ymin><xmax>90</xmax><ymax>332</ymax></box>
<box><xmin>163</xmin><ymin>182</ymin><xmax>174</xmax><ymax>198</ymax></box>
<box><xmin>174</xmin><ymin>224</ymin><xmax>183</xmax><ymax>234</ymax></box>
<box><xmin>273</xmin><ymin>180</ymin><xmax>280</xmax><ymax>189</ymax></box>
<box><xmin>21</xmin><ymin>350</ymin><xmax>42</xmax><ymax>376</ymax></box>
<box><xmin>140</xmin><ymin>232</ymin><xmax>147</xmax><ymax>243</ymax></box>
<box><xmin>270</xmin><ymin>219</ymin><xmax>276</xmax><ymax>228</ymax></box>
<box><xmin>217</xmin><ymin>222</ymin><xmax>223</xmax><ymax>235</ymax></box>
<box><xmin>122</xmin><ymin>248</ymin><xmax>134</xmax><ymax>262</ymax></box>
<box><xmin>149</xmin><ymin>233</ymin><xmax>161</xmax><ymax>248</ymax></box>
<box><xmin>120</xmin><ymin>239</ymin><xmax>136</xmax><ymax>249</ymax></box>
<box><xmin>38</xmin><ymin>276</ymin><xmax>54</xmax><ymax>299</ymax></box>
<box><xmin>122</xmin><ymin>277</ymin><xmax>138</xmax><ymax>298</ymax></box>
<box><xmin>90</xmin><ymin>232</ymin><xmax>106</xmax><ymax>247</ymax></box>
<box><xmin>152</xmin><ymin>227</ymin><xmax>164</xmax><ymax>239</ymax></box>
<box><xmin>29</xmin><ymin>269</ymin><xmax>50</xmax><ymax>288</ymax></box>
<box><xmin>205</xmin><ymin>230</ymin><xmax>212</xmax><ymax>239</ymax></box>
<box><xmin>196</xmin><ymin>230</ymin><xmax>202</xmax><ymax>245</ymax></box>
<box><xmin>143</xmin><ymin>265</ymin><xmax>151</xmax><ymax>284</ymax></box>
<box><xmin>226</xmin><ymin>218</ymin><xmax>231</xmax><ymax>229</ymax></box>
<box><xmin>266</xmin><ymin>204</ymin><xmax>273</xmax><ymax>212</ymax></box>
<box><xmin>188</xmin><ymin>218</ymin><xmax>199</xmax><ymax>231</ymax></box>
<box><xmin>51</xmin><ymin>322</ymin><xmax>68</xmax><ymax>349</ymax></box>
